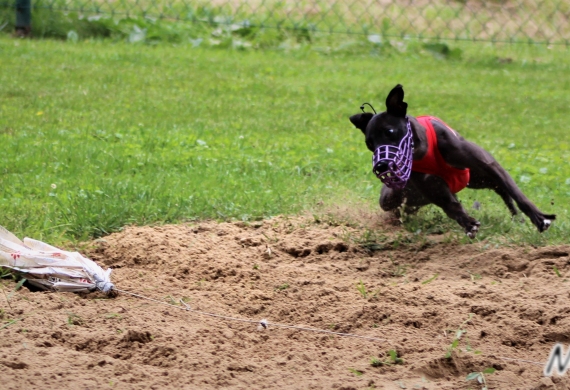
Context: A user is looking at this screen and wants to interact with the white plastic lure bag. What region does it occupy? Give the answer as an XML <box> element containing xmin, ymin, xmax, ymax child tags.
<box><xmin>0</xmin><ymin>226</ymin><xmax>113</xmax><ymax>293</ymax></box>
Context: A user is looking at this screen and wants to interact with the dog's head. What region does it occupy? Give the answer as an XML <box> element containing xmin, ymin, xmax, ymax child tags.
<box><xmin>349</xmin><ymin>84</ymin><xmax>409</xmax><ymax>152</ymax></box>
<box><xmin>349</xmin><ymin>84</ymin><xmax>415</xmax><ymax>189</ymax></box>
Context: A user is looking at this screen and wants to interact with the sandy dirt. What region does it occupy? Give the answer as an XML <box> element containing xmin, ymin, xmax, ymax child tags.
<box><xmin>2</xmin><ymin>214</ymin><xmax>570</xmax><ymax>389</ymax></box>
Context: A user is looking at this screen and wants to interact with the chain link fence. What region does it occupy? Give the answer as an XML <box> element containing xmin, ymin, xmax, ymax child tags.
<box><xmin>2</xmin><ymin>0</ymin><xmax>570</xmax><ymax>44</ymax></box>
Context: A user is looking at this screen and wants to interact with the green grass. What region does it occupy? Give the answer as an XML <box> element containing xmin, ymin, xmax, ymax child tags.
<box><xmin>0</xmin><ymin>35</ymin><xmax>569</xmax><ymax>245</ymax></box>
<box><xmin>2</xmin><ymin>0</ymin><xmax>569</xmax><ymax>44</ymax></box>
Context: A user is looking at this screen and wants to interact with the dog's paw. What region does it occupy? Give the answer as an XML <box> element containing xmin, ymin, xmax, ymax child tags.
<box><xmin>465</xmin><ymin>221</ymin><xmax>481</xmax><ymax>239</ymax></box>
<box><xmin>538</xmin><ymin>214</ymin><xmax>556</xmax><ymax>232</ymax></box>
<box><xmin>541</xmin><ymin>219</ymin><xmax>552</xmax><ymax>232</ymax></box>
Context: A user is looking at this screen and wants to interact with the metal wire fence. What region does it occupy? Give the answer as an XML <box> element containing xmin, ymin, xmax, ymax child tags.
<box><xmin>3</xmin><ymin>0</ymin><xmax>570</xmax><ymax>44</ymax></box>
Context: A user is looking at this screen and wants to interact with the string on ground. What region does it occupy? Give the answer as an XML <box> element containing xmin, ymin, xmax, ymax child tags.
<box><xmin>113</xmin><ymin>287</ymin><xmax>548</xmax><ymax>369</ymax></box>
<box><xmin>113</xmin><ymin>287</ymin><xmax>389</xmax><ymax>343</ymax></box>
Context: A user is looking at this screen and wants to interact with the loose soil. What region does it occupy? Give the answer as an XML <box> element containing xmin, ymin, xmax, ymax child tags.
<box><xmin>2</xmin><ymin>214</ymin><xmax>570</xmax><ymax>389</ymax></box>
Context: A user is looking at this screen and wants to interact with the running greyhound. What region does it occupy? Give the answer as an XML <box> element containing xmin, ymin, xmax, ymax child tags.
<box><xmin>349</xmin><ymin>84</ymin><xmax>555</xmax><ymax>238</ymax></box>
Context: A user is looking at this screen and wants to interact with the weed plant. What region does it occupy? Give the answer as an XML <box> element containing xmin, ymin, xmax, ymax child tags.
<box><xmin>466</xmin><ymin>367</ymin><xmax>496</xmax><ymax>390</ymax></box>
<box><xmin>370</xmin><ymin>349</ymin><xmax>404</xmax><ymax>367</ymax></box>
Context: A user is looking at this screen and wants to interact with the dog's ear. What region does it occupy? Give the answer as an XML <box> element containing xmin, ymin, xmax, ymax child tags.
<box><xmin>385</xmin><ymin>84</ymin><xmax>408</xmax><ymax>117</ymax></box>
<box><xmin>349</xmin><ymin>113</ymin><xmax>374</xmax><ymax>134</ymax></box>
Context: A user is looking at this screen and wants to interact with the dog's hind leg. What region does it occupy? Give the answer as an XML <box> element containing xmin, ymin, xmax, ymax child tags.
<box><xmin>428</xmin><ymin>193</ymin><xmax>481</xmax><ymax>238</ymax></box>
<box><xmin>468</xmin><ymin>161</ymin><xmax>555</xmax><ymax>232</ymax></box>
<box><xmin>410</xmin><ymin>174</ymin><xmax>481</xmax><ymax>238</ymax></box>
<box><xmin>442</xmin><ymin>137</ymin><xmax>556</xmax><ymax>233</ymax></box>
<box><xmin>493</xmin><ymin>187</ymin><xmax>518</xmax><ymax>216</ymax></box>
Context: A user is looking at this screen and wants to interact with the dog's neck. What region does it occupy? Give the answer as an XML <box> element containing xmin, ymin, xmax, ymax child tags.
<box><xmin>409</xmin><ymin>116</ymin><xmax>428</xmax><ymax>161</ymax></box>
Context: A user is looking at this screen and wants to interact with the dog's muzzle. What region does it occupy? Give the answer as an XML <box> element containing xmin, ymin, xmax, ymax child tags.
<box><xmin>372</xmin><ymin>119</ymin><xmax>414</xmax><ymax>190</ymax></box>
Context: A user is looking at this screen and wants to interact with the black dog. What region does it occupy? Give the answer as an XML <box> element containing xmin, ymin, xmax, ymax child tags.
<box><xmin>349</xmin><ymin>84</ymin><xmax>555</xmax><ymax>238</ymax></box>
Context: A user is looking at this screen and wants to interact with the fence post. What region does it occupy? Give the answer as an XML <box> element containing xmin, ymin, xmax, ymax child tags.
<box><xmin>15</xmin><ymin>0</ymin><xmax>32</xmax><ymax>37</ymax></box>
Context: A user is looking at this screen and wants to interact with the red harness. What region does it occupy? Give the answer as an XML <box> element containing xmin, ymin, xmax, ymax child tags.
<box><xmin>412</xmin><ymin>116</ymin><xmax>470</xmax><ymax>194</ymax></box>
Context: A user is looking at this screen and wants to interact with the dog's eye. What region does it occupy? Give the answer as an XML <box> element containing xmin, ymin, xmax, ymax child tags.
<box><xmin>386</xmin><ymin>129</ymin><xmax>395</xmax><ymax>135</ymax></box>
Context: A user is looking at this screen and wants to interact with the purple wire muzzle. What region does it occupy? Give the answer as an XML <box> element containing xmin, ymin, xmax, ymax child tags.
<box><xmin>372</xmin><ymin>119</ymin><xmax>414</xmax><ymax>190</ymax></box>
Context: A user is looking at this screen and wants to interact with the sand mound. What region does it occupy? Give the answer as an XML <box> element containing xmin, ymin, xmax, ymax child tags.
<box><xmin>2</xmin><ymin>216</ymin><xmax>570</xmax><ymax>389</ymax></box>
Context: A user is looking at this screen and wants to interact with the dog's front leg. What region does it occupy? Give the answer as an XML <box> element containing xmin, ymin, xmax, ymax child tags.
<box><xmin>380</xmin><ymin>182</ymin><xmax>431</xmax><ymax>212</ymax></box>
<box><xmin>379</xmin><ymin>186</ymin><xmax>405</xmax><ymax>212</ymax></box>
